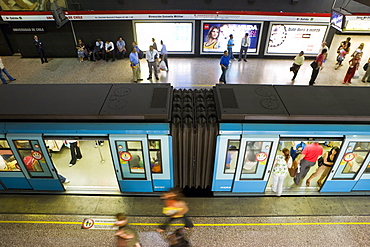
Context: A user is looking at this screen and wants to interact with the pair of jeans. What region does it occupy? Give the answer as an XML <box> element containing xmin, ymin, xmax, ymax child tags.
<box><xmin>219</xmin><ymin>67</ymin><xmax>228</xmax><ymax>83</ymax></box>
<box><xmin>227</xmin><ymin>47</ymin><xmax>234</xmax><ymax>59</ymax></box>
<box><xmin>0</xmin><ymin>68</ymin><xmax>15</xmax><ymax>84</ymax></box>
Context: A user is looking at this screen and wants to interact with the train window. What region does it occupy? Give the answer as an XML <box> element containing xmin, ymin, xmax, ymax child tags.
<box><xmin>341</xmin><ymin>142</ymin><xmax>370</xmax><ymax>177</ymax></box>
<box><xmin>13</xmin><ymin>140</ymin><xmax>44</xmax><ymax>173</ymax></box>
<box><xmin>126</xmin><ymin>141</ymin><xmax>145</xmax><ymax>174</ymax></box>
<box><xmin>224</xmin><ymin>140</ymin><xmax>240</xmax><ymax>174</ymax></box>
<box><xmin>240</xmin><ymin>141</ymin><xmax>272</xmax><ymax>179</ymax></box>
<box><xmin>148</xmin><ymin>140</ymin><xmax>163</xmax><ymax>174</ymax></box>
<box><xmin>0</xmin><ymin>139</ymin><xmax>21</xmax><ymax>172</ymax></box>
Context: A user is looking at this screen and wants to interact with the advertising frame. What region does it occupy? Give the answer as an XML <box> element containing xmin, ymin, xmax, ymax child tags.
<box><xmin>200</xmin><ymin>21</ymin><xmax>264</xmax><ymax>55</ymax></box>
<box><xmin>264</xmin><ymin>22</ymin><xmax>329</xmax><ymax>56</ymax></box>
<box><xmin>330</xmin><ymin>10</ymin><xmax>345</xmax><ymax>32</ymax></box>
<box><xmin>343</xmin><ymin>16</ymin><xmax>370</xmax><ymax>33</ymax></box>
<box><xmin>132</xmin><ymin>20</ymin><xmax>195</xmax><ymax>54</ymax></box>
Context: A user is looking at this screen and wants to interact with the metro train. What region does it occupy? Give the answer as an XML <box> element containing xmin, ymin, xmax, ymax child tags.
<box><xmin>1</xmin><ymin>83</ymin><xmax>370</xmax><ymax>196</ymax></box>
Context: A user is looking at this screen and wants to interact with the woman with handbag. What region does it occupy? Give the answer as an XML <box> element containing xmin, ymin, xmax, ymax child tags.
<box><xmin>272</xmin><ymin>148</ymin><xmax>292</xmax><ymax>197</ymax></box>
<box><xmin>342</xmin><ymin>53</ymin><xmax>361</xmax><ymax>84</ymax></box>
<box><xmin>306</xmin><ymin>147</ymin><xmax>339</xmax><ymax>187</ymax></box>
<box><xmin>309</xmin><ymin>49</ymin><xmax>327</xmax><ymax>85</ymax></box>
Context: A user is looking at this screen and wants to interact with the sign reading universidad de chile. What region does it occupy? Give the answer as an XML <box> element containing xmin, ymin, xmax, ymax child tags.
<box><xmin>12</xmin><ymin>27</ymin><xmax>45</xmax><ymax>33</ymax></box>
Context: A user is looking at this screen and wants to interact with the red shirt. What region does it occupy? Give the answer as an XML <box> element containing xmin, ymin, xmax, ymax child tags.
<box><xmin>315</xmin><ymin>53</ymin><xmax>325</xmax><ymax>66</ymax></box>
<box><xmin>302</xmin><ymin>143</ymin><xmax>323</xmax><ymax>162</ymax></box>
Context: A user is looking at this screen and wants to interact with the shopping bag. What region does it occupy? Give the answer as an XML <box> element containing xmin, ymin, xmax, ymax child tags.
<box><xmin>353</xmin><ymin>70</ymin><xmax>359</xmax><ymax>79</ymax></box>
<box><xmin>159</xmin><ymin>60</ymin><xmax>168</xmax><ymax>71</ymax></box>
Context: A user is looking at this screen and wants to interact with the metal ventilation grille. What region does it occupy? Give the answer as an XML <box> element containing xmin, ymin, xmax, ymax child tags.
<box><xmin>219</xmin><ymin>88</ymin><xmax>238</xmax><ymax>108</ymax></box>
<box><xmin>150</xmin><ymin>88</ymin><xmax>168</xmax><ymax>108</ymax></box>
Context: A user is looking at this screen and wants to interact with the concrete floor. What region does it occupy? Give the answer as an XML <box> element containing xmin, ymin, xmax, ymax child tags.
<box><xmin>1</xmin><ymin>34</ymin><xmax>370</xmax><ymax>88</ymax></box>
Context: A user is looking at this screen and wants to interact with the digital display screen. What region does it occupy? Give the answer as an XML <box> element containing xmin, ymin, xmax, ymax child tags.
<box><xmin>135</xmin><ymin>22</ymin><xmax>193</xmax><ymax>53</ymax></box>
<box><xmin>266</xmin><ymin>24</ymin><xmax>328</xmax><ymax>55</ymax></box>
<box><xmin>344</xmin><ymin>19</ymin><xmax>370</xmax><ymax>31</ymax></box>
<box><xmin>201</xmin><ymin>22</ymin><xmax>262</xmax><ymax>54</ymax></box>
<box><xmin>331</xmin><ymin>11</ymin><xmax>344</xmax><ymax>31</ymax></box>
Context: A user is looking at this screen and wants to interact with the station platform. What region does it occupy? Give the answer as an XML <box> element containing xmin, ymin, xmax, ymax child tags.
<box><xmin>1</xmin><ymin>194</ymin><xmax>370</xmax><ymax>246</ymax></box>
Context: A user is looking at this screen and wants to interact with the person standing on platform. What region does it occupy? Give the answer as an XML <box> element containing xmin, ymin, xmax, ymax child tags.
<box><xmin>227</xmin><ymin>34</ymin><xmax>236</xmax><ymax>60</ymax></box>
<box><xmin>152</xmin><ymin>38</ymin><xmax>158</xmax><ymax>51</ymax></box>
<box><xmin>33</xmin><ymin>35</ymin><xmax>48</xmax><ymax>64</ymax></box>
<box><xmin>146</xmin><ymin>45</ymin><xmax>159</xmax><ymax>81</ymax></box>
<box><xmin>219</xmin><ymin>50</ymin><xmax>230</xmax><ymax>84</ymax></box>
<box><xmin>160</xmin><ymin>40</ymin><xmax>169</xmax><ymax>71</ymax></box>
<box><xmin>156</xmin><ymin>188</ymin><xmax>194</xmax><ymax>232</ymax></box>
<box><xmin>66</xmin><ymin>140</ymin><xmax>82</xmax><ymax>167</ymax></box>
<box><xmin>343</xmin><ymin>53</ymin><xmax>361</xmax><ymax>84</ymax></box>
<box><xmin>130</xmin><ymin>47</ymin><xmax>142</xmax><ymax>83</ymax></box>
<box><xmin>116</xmin><ymin>37</ymin><xmax>126</xmax><ymax>60</ymax></box>
<box><xmin>238</xmin><ymin>33</ymin><xmax>250</xmax><ymax>62</ymax></box>
<box><xmin>0</xmin><ymin>56</ymin><xmax>16</xmax><ymax>84</ymax></box>
<box><xmin>104</xmin><ymin>40</ymin><xmax>115</xmax><ymax>62</ymax></box>
<box><xmin>318</xmin><ymin>42</ymin><xmax>329</xmax><ymax>63</ymax></box>
<box><xmin>362</xmin><ymin>58</ymin><xmax>370</xmax><ymax>83</ymax></box>
<box><xmin>290</xmin><ymin>51</ymin><xmax>305</xmax><ymax>81</ymax></box>
<box><xmin>272</xmin><ymin>148</ymin><xmax>292</xmax><ymax>196</ymax></box>
<box><xmin>294</xmin><ymin>141</ymin><xmax>323</xmax><ymax>186</ymax></box>
<box><xmin>309</xmin><ymin>49</ymin><xmax>327</xmax><ymax>85</ymax></box>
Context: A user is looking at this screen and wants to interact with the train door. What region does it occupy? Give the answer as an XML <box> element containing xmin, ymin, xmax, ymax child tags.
<box><xmin>6</xmin><ymin>134</ymin><xmax>64</xmax><ymax>191</ymax></box>
<box><xmin>321</xmin><ymin>137</ymin><xmax>370</xmax><ymax>192</ymax></box>
<box><xmin>109</xmin><ymin>134</ymin><xmax>173</xmax><ymax>192</ymax></box>
<box><xmin>232</xmin><ymin>135</ymin><xmax>279</xmax><ymax>193</ymax></box>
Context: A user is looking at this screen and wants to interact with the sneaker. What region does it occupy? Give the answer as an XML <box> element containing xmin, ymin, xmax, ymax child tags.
<box><xmin>156</xmin><ymin>77</ymin><xmax>159</xmax><ymax>80</ymax></box>
<box><xmin>138</xmin><ymin>78</ymin><xmax>143</xmax><ymax>81</ymax></box>
<box><xmin>244</xmin><ymin>59</ymin><xmax>247</xmax><ymax>62</ymax></box>
<box><xmin>10</xmin><ymin>79</ymin><xmax>16</xmax><ymax>81</ymax></box>
<box><xmin>95</xmin><ymin>144</ymin><xmax>98</xmax><ymax>148</ymax></box>
<box><xmin>233</xmin><ymin>58</ymin><xmax>237</xmax><ymax>61</ymax></box>
<box><xmin>69</xmin><ymin>164</ymin><xmax>74</xmax><ymax>167</ymax></box>
<box><xmin>64</xmin><ymin>179</ymin><xmax>70</xmax><ymax>183</ymax></box>
<box><xmin>100</xmin><ymin>142</ymin><xmax>104</xmax><ymax>146</ymax></box>
<box><xmin>147</xmin><ymin>77</ymin><xmax>152</xmax><ymax>80</ymax></box>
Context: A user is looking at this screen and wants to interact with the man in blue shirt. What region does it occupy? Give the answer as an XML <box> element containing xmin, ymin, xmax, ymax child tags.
<box><xmin>227</xmin><ymin>34</ymin><xmax>236</xmax><ymax>60</ymax></box>
<box><xmin>160</xmin><ymin>40</ymin><xmax>168</xmax><ymax>71</ymax></box>
<box><xmin>116</xmin><ymin>37</ymin><xmax>126</xmax><ymax>59</ymax></box>
<box><xmin>219</xmin><ymin>50</ymin><xmax>230</xmax><ymax>83</ymax></box>
<box><xmin>129</xmin><ymin>47</ymin><xmax>143</xmax><ymax>83</ymax></box>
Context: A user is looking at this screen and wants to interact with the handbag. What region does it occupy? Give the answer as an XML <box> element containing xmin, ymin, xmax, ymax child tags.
<box><xmin>353</xmin><ymin>70</ymin><xmax>360</xmax><ymax>79</ymax></box>
<box><xmin>317</xmin><ymin>156</ymin><xmax>324</xmax><ymax>167</ymax></box>
<box><xmin>310</xmin><ymin>61</ymin><xmax>317</xmax><ymax>69</ymax></box>
<box><xmin>288</xmin><ymin>160</ymin><xmax>298</xmax><ymax>177</ymax></box>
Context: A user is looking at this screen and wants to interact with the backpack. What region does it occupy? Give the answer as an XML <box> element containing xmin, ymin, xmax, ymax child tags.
<box><xmin>138</xmin><ymin>50</ymin><xmax>144</xmax><ymax>59</ymax></box>
<box><xmin>364</xmin><ymin>63</ymin><xmax>369</xmax><ymax>71</ymax></box>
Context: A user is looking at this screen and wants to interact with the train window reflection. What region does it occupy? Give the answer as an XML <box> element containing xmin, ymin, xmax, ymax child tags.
<box><xmin>240</xmin><ymin>141</ymin><xmax>272</xmax><ymax>179</ymax></box>
<box><xmin>13</xmin><ymin>140</ymin><xmax>44</xmax><ymax>172</ymax></box>
<box><xmin>342</xmin><ymin>142</ymin><xmax>370</xmax><ymax>176</ymax></box>
<box><xmin>242</xmin><ymin>142</ymin><xmax>262</xmax><ymax>174</ymax></box>
<box><xmin>0</xmin><ymin>139</ymin><xmax>21</xmax><ymax>172</ymax></box>
<box><xmin>126</xmin><ymin>141</ymin><xmax>145</xmax><ymax>174</ymax></box>
<box><xmin>224</xmin><ymin>140</ymin><xmax>240</xmax><ymax>174</ymax></box>
<box><xmin>148</xmin><ymin>140</ymin><xmax>162</xmax><ymax>174</ymax></box>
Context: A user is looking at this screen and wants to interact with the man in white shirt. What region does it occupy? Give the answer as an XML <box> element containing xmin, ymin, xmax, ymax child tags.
<box><xmin>146</xmin><ymin>45</ymin><xmax>160</xmax><ymax>80</ymax></box>
<box><xmin>160</xmin><ymin>40</ymin><xmax>168</xmax><ymax>71</ymax></box>
<box><xmin>93</xmin><ymin>39</ymin><xmax>104</xmax><ymax>61</ymax></box>
<box><xmin>104</xmin><ymin>40</ymin><xmax>115</xmax><ymax>62</ymax></box>
<box><xmin>238</xmin><ymin>33</ymin><xmax>250</xmax><ymax>62</ymax></box>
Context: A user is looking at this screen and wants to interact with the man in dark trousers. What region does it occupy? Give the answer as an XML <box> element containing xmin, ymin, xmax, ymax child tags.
<box><xmin>33</xmin><ymin>35</ymin><xmax>48</xmax><ymax>64</ymax></box>
<box><xmin>219</xmin><ymin>50</ymin><xmax>230</xmax><ymax>84</ymax></box>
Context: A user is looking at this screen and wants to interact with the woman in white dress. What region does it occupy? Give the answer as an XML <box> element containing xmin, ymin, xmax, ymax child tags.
<box><xmin>272</xmin><ymin>148</ymin><xmax>292</xmax><ymax>196</ymax></box>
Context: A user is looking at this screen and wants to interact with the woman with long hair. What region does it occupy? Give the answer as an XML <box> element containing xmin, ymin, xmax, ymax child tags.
<box><xmin>272</xmin><ymin>148</ymin><xmax>292</xmax><ymax>197</ymax></box>
<box><xmin>306</xmin><ymin>146</ymin><xmax>340</xmax><ymax>187</ymax></box>
<box><xmin>342</xmin><ymin>53</ymin><xmax>361</xmax><ymax>84</ymax></box>
<box><xmin>203</xmin><ymin>26</ymin><xmax>220</xmax><ymax>49</ymax></box>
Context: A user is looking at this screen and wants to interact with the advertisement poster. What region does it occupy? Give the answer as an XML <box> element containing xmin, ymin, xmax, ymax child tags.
<box><xmin>331</xmin><ymin>11</ymin><xmax>344</xmax><ymax>31</ymax></box>
<box><xmin>202</xmin><ymin>22</ymin><xmax>261</xmax><ymax>54</ymax></box>
<box><xmin>0</xmin><ymin>0</ymin><xmax>67</xmax><ymax>11</ymax></box>
<box><xmin>135</xmin><ymin>22</ymin><xmax>193</xmax><ymax>53</ymax></box>
<box><xmin>266</xmin><ymin>24</ymin><xmax>328</xmax><ymax>55</ymax></box>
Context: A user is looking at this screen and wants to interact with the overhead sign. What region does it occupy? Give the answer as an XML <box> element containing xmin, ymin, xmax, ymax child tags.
<box><xmin>344</xmin><ymin>16</ymin><xmax>370</xmax><ymax>32</ymax></box>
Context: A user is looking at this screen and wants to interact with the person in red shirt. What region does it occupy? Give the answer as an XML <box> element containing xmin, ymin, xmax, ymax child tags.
<box><xmin>293</xmin><ymin>142</ymin><xmax>323</xmax><ymax>186</ymax></box>
<box><xmin>309</xmin><ymin>49</ymin><xmax>327</xmax><ymax>85</ymax></box>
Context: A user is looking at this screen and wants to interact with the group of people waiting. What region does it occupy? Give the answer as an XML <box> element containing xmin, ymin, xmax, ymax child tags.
<box><xmin>74</xmin><ymin>36</ymin><xmax>127</xmax><ymax>62</ymax></box>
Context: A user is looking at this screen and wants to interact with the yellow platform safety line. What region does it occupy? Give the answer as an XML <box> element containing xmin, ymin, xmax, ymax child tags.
<box><xmin>1</xmin><ymin>221</ymin><xmax>370</xmax><ymax>226</ymax></box>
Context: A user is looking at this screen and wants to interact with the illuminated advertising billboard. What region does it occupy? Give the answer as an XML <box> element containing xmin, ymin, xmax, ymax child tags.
<box><xmin>266</xmin><ymin>23</ymin><xmax>328</xmax><ymax>55</ymax></box>
<box><xmin>134</xmin><ymin>22</ymin><xmax>194</xmax><ymax>53</ymax></box>
<box><xmin>201</xmin><ymin>22</ymin><xmax>262</xmax><ymax>54</ymax></box>
<box><xmin>331</xmin><ymin>11</ymin><xmax>345</xmax><ymax>31</ymax></box>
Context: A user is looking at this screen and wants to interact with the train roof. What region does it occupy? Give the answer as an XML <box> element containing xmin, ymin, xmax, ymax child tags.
<box><xmin>214</xmin><ymin>85</ymin><xmax>370</xmax><ymax>123</ymax></box>
<box><xmin>0</xmin><ymin>84</ymin><xmax>172</xmax><ymax>122</ymax></box>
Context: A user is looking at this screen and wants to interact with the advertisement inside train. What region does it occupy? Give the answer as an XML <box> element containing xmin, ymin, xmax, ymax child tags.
<box><xmin>135</xmin><ymin>22</ymin><xmax>193</xmax><ymax>53</ymax></box>
<box><xmin>266</xmin><ymin>24</ymin><xmax>328</xmax><ymax>55</ymax></box>
<box><xmin>201</xmin><ymin>22</ymin><xmax>261</xmax><ymax>54</ymax></box>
